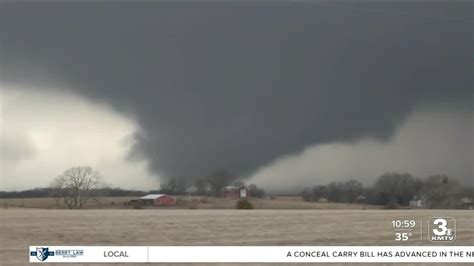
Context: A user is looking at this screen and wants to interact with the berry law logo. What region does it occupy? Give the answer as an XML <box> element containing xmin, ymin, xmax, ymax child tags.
<box><xmin>429</xmin><ymin>217</ymin><xmax>456</xmax><ymax>242</ymax></box>
<box><xmin>30</xmin><ymin>247</ymin><xmax>54</xmax><ymax>261</ymax></box>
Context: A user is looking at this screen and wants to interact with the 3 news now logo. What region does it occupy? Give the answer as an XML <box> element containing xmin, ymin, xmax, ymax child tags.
<box><xmin>429</xmin><ymin>217</ymin><xmax>456</xmax><ymax>242</ymax></box>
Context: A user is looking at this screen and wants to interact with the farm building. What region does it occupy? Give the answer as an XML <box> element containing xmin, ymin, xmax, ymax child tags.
<box><xmin>409</xmin><ymin>197</ymin><xmax>424</xmax><ymax>208</ymax></box>
<box><xmin>139</xmin><ymin>194</ymin><xmax>176</xmax><ymax>206</ymax></box>
<box><xmin>461</xmin><ymin>198</ymin><xmax>473</xmax><ymax>210</ymax></box>
<box><xmin>317</xmin><ymin>197</ymin><xmax>328</xmax><ymax>203</ymax></box>
<box><xmin>223</xmin><ymin>185</ymin><xmax>248</xmax><ymax>199</ymax></box>
<box><xmin>356</xmin><ymin>195</ymin><xmax>367</xmax><ymax>203</ymax></box>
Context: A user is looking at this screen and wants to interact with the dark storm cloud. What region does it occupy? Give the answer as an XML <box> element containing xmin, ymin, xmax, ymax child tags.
<box><xmin>0</xmin><ymin>2</ymin><xmax>472</xmax><ymax>179</ymax></box>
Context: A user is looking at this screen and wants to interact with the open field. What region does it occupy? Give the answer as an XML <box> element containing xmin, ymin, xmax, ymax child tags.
<box><xmin>1</xmin><ymin>208</ymin><xmax>472</xmax><ymax>265</ymax></box>
<box><xmin>0</xmin><ymin>196</ymin><xmax>384</xmax><ymax>210</ymax></box>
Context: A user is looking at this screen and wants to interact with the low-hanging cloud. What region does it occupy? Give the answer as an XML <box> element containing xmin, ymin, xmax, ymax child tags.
<box><xmin>248</xmin><ymin>106</ymin><xmax>473</xmax><ymax>193</ymax></box>
<box><xmin>0</xmin><ymin>2</ymin><xmax>472</xmax><ymax>182</ymax></box>
<box><xmin>0</xmin><ymin>87</ymin><xmax>159</xmax><ymax>190</ymax></box>
<box><xmin>1</xmin><ymin>134</ymin><xmax>37</xmax><ymax>163</ymax></box>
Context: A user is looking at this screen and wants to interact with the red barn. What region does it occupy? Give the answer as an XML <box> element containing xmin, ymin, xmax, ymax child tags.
<box><xmin>139</xmin><ymin>194</ymin><xmax>176</xmax><ymax>206</ymax></box>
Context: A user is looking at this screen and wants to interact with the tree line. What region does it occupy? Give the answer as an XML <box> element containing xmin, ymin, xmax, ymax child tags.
<box><xmin>153</xmin><ymin>169</ymin><xmax>265</xmax><ymax>198</ymax></box>
<box><xmin>0</xmin><ymin>187</ymin><xmax>146</xmax><ymax>199</ymax></box>
<box><xmin>3</xmin><ymin>166</ymin><xmax>471</xmax><ymax>209</ymax></box>
<box><xmin>301</xmin><ymin>172</ymin><xmax>474</xmax><ymax>209</ymax></box>
<box><xmin>0</xmin><ymin>167</ymin><xmax>265</xmax><ymax>209</ymax></box>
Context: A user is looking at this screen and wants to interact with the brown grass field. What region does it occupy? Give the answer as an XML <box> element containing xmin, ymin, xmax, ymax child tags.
<box><xmin>0</xmin><ymin>198</ymin><xmax>472</xmax><ymax>265</ymax></box>
<box><xmin>0</xmin><ymin>196</ymin><xmax>384</xmax><ymax>210</ymax></box>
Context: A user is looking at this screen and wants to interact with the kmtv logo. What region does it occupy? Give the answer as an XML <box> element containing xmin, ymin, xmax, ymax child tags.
<box><xmin>429</xmin><ymin>217</ymin><xmax>456</xmax><ymax>242</ymax></box>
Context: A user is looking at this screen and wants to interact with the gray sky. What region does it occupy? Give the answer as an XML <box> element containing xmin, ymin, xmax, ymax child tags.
<box><xmin>0</xmin><ymin>2</ymin><xmax>472</xmax><ymax>190</ymax></box>
<box><xmin>1</xmin><ymin>87</ymin><xmax>158</xmax><ymax>190</ymax></box>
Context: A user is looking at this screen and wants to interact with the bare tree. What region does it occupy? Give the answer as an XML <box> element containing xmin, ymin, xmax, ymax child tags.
<box><xmin>194</xmin><ymin>178</ymin><xmax>210</xmax><ymax>196</ymax></box>
<box><xmin>52</xmin><ymin>166</ymin><xmax>102</xmax><ymax>209</ymax></box>
<box><xmin>374</xmin><ymin>172</ymin><xmax>421</xmax><ymax>207</ymax></box>
<box><xmin>344</xmin><ymin>180</ymin><xmax>363</xmax><ymax>203</ymax></box>
<box><xmin>422</xmin><ymin>175</ymin><xmax>461</xmax><ymax>208</ymax></box>
<box><xmin>206</xmin><ymin>169</ymin><xmax>236</xmax><ymax>197</ymax></box>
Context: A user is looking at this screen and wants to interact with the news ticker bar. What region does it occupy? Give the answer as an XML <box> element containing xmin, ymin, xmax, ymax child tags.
<box><xmin>30</xmin><ymin>246</ymin><xmax>474</xmax><ymax>263</ymax></box>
